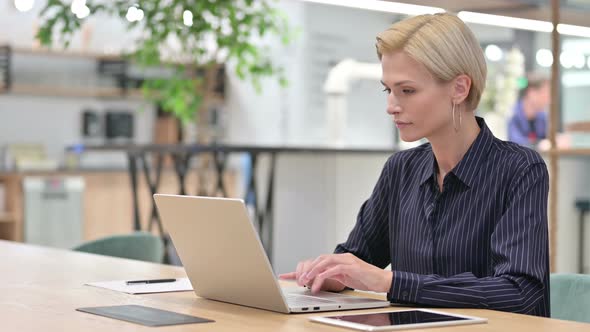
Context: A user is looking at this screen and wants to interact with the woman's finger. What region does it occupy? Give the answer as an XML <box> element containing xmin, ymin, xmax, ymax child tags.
<box><xmin>295</xmin><ymin>261</ymin><xmax>306</xmax><ymax>286</ymax></box>
<box><xmin>306</xmin><ymin>254</ymin><xmax>351</xmax><ymax>283</ymax></box>
<box><xmin>310</xmin><ymin>264</ymin><xmax>350</xmax><ymax>294</ymax></box>
<box><xmin>279</xmin><ymin>272</ymin><xmax>297</xmax><ymax>280</ymax></box>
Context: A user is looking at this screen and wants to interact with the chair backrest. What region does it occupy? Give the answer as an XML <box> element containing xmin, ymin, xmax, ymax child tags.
<box><xmin>73</xmin><ymin>232</ymin><xmax>164</xmax><ymax>264</ymax></box>
<box><xmin>550</xmin><ymin>273</ymin><xmax>590</xmax><ymax>323</ymax></box>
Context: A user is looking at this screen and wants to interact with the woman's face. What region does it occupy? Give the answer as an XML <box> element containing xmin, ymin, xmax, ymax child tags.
<box><xmin>381</xmin><ymin>51</ymin><xmax>455</xmax><ymax>142</ymax></box>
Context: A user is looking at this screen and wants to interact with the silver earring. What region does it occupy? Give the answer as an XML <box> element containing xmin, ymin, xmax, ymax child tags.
<box><xmin>452</xmin><ymin>102</ymin><xmax>461</xmax><ymax>132</ymax></box>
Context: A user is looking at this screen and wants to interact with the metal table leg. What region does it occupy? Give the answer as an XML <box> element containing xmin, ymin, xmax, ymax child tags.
<box><xmin>244</xmin><ymin>152</ymin><xmax>277</xmax><ymax>263</ymax></box>
<box><xmin>244</xmin><ymin>152</ymin><xmax>259</xmax><ymax>230</ymax></box>
<box><xmin>172</xmin><ymin>153</ymin><xmax>190</xmax><ymax>195</ymax></box>
<box><xmin>195</xmin><ymin>153</ymin><xmax>209</xmax><ymax>196</ymax></box>
<box><xmin>140</xmin><ymin>153</ymin><xmax>164</xmax><ymax>235</ymax></box>
<box><xmin>212</xmin><ymin>151</ymin><xmax>228</xmax><ymax>197</ymax></box>
<box><xmin>575</xmin><ymin>199</ymin><xmax>590</xmax><ymax>273</ymax></box>
<box><xmin>264</xmin><ymin>152</ymin><xmax>277</xmax><ymax>263</ymax></box>
<box><xmin>127</xmin><ymin>152</ymin><xmax>141</xmax><ymax>231</ymax></box>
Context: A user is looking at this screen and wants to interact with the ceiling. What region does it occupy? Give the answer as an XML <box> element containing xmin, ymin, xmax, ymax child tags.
<box><xmin>390</xmin><ymin>0</ymin><xmax>590</xmax><ymax>26</ymax></box>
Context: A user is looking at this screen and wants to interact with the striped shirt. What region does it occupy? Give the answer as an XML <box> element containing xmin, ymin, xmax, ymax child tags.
<box><xmin>335</xmin><ymin>117</ymin><xmax>550</xmax><ymax>317</ymax></box>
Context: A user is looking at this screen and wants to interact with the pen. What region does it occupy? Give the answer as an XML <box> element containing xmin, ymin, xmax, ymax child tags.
<box><xmin>126</xmin><ymin>278</ymin><xmax>177</xmax><ymax>285</ymax></box>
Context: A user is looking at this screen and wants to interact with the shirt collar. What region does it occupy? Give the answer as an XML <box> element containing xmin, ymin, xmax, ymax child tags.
<box><xmin>419</xmin><ymin>116</ymin><xmax>494</xmax><ymax>188</ymax></box>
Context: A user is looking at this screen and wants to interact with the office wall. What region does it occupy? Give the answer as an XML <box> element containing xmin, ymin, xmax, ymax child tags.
<box><xmin>244</xmin><ymin>2</ymin><xmax>398</xmax><ymax>273</ymax></box>
<box><xmin>1</xmin><ymin>0</ymin><xmax>587</xmax><ymax>274</ymax></box>
<box><xmin>0</xmin><ymin>95</ymin><xmax>154</xmax><ymax>168</ymax></box>
<box><xmin>273</xmin><ymin>153</ymin><xmax>390</xmax><ymax>274</ymax></box>
<box><xmin>0</xmin><ymin>1</ymin><xmax>154</xmax><ymax>169</ymax></box>
<box><xmin>225</xmin><ymin>1</ymin><xmax>397</xmax><ymax>146</ymax></box>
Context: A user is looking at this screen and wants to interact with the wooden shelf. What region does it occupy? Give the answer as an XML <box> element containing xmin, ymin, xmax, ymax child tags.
<box><xmin>566</xmin><ymin>121</ymin><xmax>590</xmax><ymax>132</ymax></box>
<box><xmin>12</xmin><ymin>46</ymin><xmax>123</xmax><ymax>61</ymax></box>
<box><xmin>2</xmin><ymin>84</ymin><xmax>224</xmax><ymax>101</ymax></box>
<box><xmin>2</xmin><ymin>46</ymin><xmax>225</xmax><ymax>100</ymax></box>
<box><xmin>6</xmin><ymin>84</ymin><xmax>143</xmax><ymax>99</ymax></box>
<box><xmin>0</xmin><ymin>213</ymin><xmax>15</xmax><ymax>223</ymax></box>
<box><xmin>11</xmin><ymin>46</ymin><xmax>191</xmax><ymax>66</ymax></box>
<box><xmin>546</xmin><ymin>148</ymin><xmax>590</xmax><ymax>156</ymax></box>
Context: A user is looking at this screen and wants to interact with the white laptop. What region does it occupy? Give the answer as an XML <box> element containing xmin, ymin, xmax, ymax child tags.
<box><xmin>154</xmin><ymin>194</ymin><xmax>391</xmax><ymax>314</ymax></box>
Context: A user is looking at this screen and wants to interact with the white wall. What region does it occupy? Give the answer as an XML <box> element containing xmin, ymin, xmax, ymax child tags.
<box><xmin>273</xmin><ymin>153</ymin><xmax>390</xmax><ymax>274</ymax></box>
<box><xmin>0</xmin><ymin>1</ymin><xmax>154</xmax><ymax>169</ymax></box>
<box><xmin>225</xmin><ymin>0</ymin><xmax>397</xmax><ymax>147</ymax></box>
<box><xmin>0</xmin><ymin>95</ymin><xmax>155</xmax><ymax>168</ymax></box>
<box><xmin>223</xmin><ymin>1</ymin><xmax>398</xmax><ymax>272</ymax></box>
<box><xmin>224</xmin><ymin>1</ymin><xmax>305</xmax><ymax>145</ymax></box>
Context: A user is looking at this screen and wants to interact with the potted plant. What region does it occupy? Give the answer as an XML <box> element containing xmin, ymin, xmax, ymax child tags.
<box><xmin>36</xmin><ymin>0</ymin><xmax>293</xmax><ymax>142</ymax></box>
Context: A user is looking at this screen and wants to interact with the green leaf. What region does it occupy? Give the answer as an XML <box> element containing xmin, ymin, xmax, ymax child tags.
<box><xmin>35</xmin><ymin>0</ymin><xmax>295</xmax><ymax>126</ymax></box>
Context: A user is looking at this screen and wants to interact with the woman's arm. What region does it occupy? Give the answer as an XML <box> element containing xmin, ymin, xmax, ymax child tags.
<box><xmin>280</xmin><ymin>154</ymin><xmax>397</xmax><ymax>290</ymax></box>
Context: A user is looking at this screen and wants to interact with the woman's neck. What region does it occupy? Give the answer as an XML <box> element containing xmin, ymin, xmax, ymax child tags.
<box><xmin>429</xmin><ymin>114</ymin><xmax>481</xmax><ymax>178</ymax></box>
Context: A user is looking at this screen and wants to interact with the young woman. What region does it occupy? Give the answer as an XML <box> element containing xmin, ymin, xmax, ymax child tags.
<box><xmin>280</xmin><ymin>13</ymin><xmax>549</xmax><ymax>317</ymax></box>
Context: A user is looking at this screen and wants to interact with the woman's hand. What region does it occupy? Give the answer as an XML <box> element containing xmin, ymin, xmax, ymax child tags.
<box><xmin>279</xmin><ymin>258</ymin><xmax>346</xmax><ymax>292</ymax></box>
<box><xmin>279</xmin><ymin>253</ymin><xmax>393</xmax><ymax>294</ymax></box>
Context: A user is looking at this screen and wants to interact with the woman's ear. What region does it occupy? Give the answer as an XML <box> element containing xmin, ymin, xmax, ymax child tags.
<box><xmin>452</xmin><ymin>74</ymin><xmax>472</xmax><ymax>104</ymax></box>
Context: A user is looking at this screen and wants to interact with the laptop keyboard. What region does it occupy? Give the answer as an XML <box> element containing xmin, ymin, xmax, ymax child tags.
<box><xmin>285</xmin><ymin>294</ymin><xmax>337</xmax><ymax>306</ymax></box>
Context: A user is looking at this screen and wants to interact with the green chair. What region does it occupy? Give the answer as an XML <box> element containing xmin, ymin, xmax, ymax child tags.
<box><xmin>73</xmin><ymin>232</ymin><xmax>164</xmax><ymax>264</ymax></box>
<box><xmin>550</xmin><ymin>273</ymin><xmax>590</xmax><ymax>323</ymax></box>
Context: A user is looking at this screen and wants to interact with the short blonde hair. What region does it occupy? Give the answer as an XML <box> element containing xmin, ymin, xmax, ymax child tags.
<box><xmin>376</xmin><ymin>13</ymin><xmax>487</xmax><ymax>111</ymax></box>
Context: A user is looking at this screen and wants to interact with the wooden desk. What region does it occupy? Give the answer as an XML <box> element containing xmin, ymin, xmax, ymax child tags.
<box><xmin>1</xmin><ymin>240</ymin><xmax>588</xmax><ymax>331</ymax></box>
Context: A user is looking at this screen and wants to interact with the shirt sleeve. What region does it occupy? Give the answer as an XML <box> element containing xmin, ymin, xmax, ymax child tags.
<box><xmin>388</xmin><ymin>162</ymin><xmax>549</xmax><ymax>315</ymax></box>
<box><xmin>334</xmin><ymin>155</ymin><xmax>395</xmax><ymax>269</ymax></box>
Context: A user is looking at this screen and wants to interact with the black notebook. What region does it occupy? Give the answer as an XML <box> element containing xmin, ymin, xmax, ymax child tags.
<box><xmin>76</xmin><ymin>304</ymin><xmax>215</xmax><ymax>327</ymax></box>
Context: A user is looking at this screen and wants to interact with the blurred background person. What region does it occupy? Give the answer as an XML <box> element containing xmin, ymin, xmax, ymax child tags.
<box><xmin>508</xmin><ymin>73</ymin><xmax>551</xmax><ymax>146</ymax></box>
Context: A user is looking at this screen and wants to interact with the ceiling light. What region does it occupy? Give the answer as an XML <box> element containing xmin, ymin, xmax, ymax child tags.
<box><xmin>557</xmin><ymin>24</ymin><xmax>590</xmax><ymax>38</ymax></box>
<box><xmin>458</xmin><ymin>11</ymin><xmax>553</xmax><ymax>32</ymax></box>
<box><xmin>559</xmin><ymin>51</ymin><xmax>585</xmax><ymax>69</ymax></box>
<box><xmin>297</xmin><ymin>0</ymin><xmax>444</xmax><ymax>16</ymax></box>
<box><xmin>76</xmin><ymin>6</ymin><xmax>90</xmax><ymax>19</ymax></box>
<box><xmin>560</xmin><ymin>51</ymin><xmax>574</xmax><ymax>69</ymax></box>
<box><xmin>14</xmin><ymin>0</ymin><xmax>34</xmax><ymax>12</ymax></box>
<box><xmin>295</xmin><ymin>1</ymin><xmax>590</xmax><ymax>39</ymax></box>
<box><xmin>484</xmin><ymin>44</ymin><xmax>503</xmax><ymax>62</ymax></box>
<box><xmin>572</xmin><ymin>53</ymin><xmax>586</xmax><ymax>69</ymax></box>
<box><xmin>71</xmin><ymin>0</ymin><xmax>85</xmax><ymax>14</ymax></box>
<box><xmin>71</xmin><ymin>0</ymin><xmax>90</xmax><ymax>19</ymax></box>
<box><xmin>136</xmin><ymin>9</ymin><xmax>144</xmax><ymax>21</ymax></box>
<box><xmin>536</xmin><ymin>49</ymin><xmax>553</xmax><ymax>68</ymax></box>
<box><xmin>183</xmin><ymin>10</ymin><xmax>193</xmax><ymax>27</ymax></box>
<box><xmin>126</xmin><ymin>6</ymin><xmax>144</xmax><ymax>22</ymax></box>
<box><xmin>458</xmin><ymin>11</ymin><xmax>590</xmax><ymax>38</ymax></box>
<box><xmin>126</xmin><ymin>8</ymin><xmax>136</xmax><ymax>22</ymax></box>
